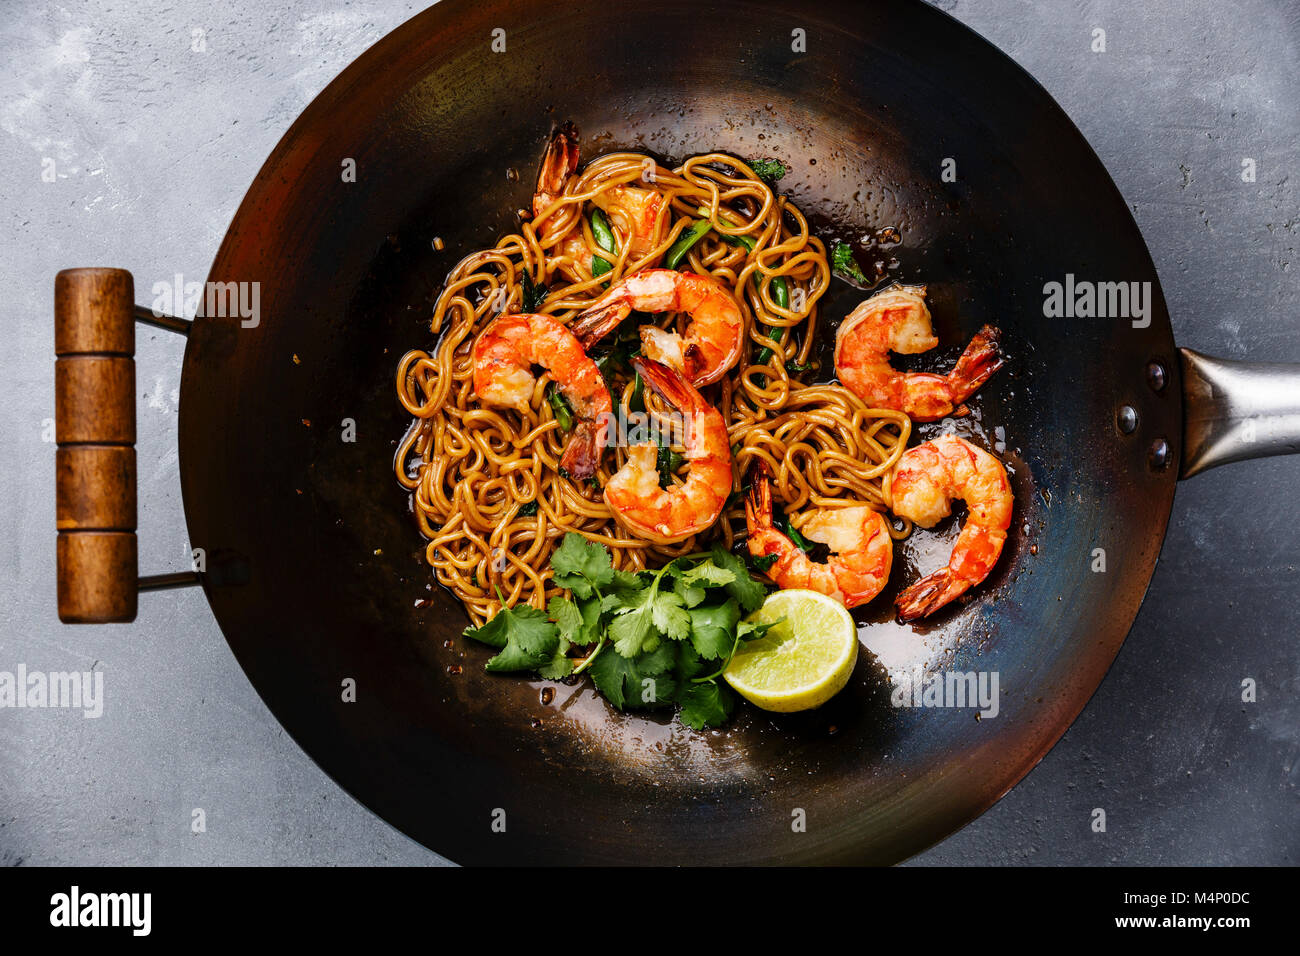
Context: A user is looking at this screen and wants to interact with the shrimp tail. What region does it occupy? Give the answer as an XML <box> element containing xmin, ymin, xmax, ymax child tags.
<box><xmin>744</xmin><ymin>460</ymin><xmax>774</xmax><ymax>531</ymax></box>
<box><xmin>559</xmin><ymin>418</ymin><xmax>603</xmax><ymax>480</ymax></box>
<box><xmin>531</xmin><ymin>122</ymin><xmax>579</xmax><ymax>220</ymax></box>
<box><xmin>947</xmin><ymin>324</ymin><xmax>1004</xmax><ymax>404</ymax></box>
<box><xmin>682</xmin><ymin>342</ymin><xmax>707</xmax><ymax>383</ymax></box>
<box><xmin>571</xmin><ymin>298</ymin><xmax>630</xmax><ymax>351</ymax></box>
<box><xmin>895</xmin><ymin>567</ymin><xmax>965</xmax><ymax>621</ymax></box>
<box><xmin>631</xmin><ymin>356</ymin><xmax>693</xmax><ymax>412</ymax></box>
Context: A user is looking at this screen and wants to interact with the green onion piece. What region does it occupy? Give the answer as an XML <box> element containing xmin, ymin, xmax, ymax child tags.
<box><xmin>520</xmin><ymin>269</ymin><xmax>549</xmax><ymax>312</ymax></box>
<box><xmin>655</xmin><ymin>440</ymin><xmax>685</xmax><ymax>489</ymax></box>
<box><xmin>629</xmin><ymin>372</ymin><xmax>645</xmax><ymax>413</ymax></box>
<box><xmin>591</xmin><ymin>208</ymin><xmax>616</xmax><ymax>253</ymax></box>
<box><xmin>665</xmin><ymin>219</ymin><xmax>711</xmax><ymax>269</ymax></box>
<box><xmin>694</xmin><ymin>208</ymin><xmax>788</xmax><ymax>311</ymax></box>
<box><xmin>774</xmin><ymin>510</ymin><xmax>815</xmax><ymax>552</ymax></box>
<box><xmin>754</xmin><ymin>320</ymin><xmax>792</xmax><ymax>386</ymax></box>
<box><xmin>590</xmin><ymin>209</ymin><xmax>616</xmax><ymax>277</ymax></box>
<box><xmin>696</xmin><ymin>207</ymin><xmax>756</xmax><ymax>251</ymax></box>
<box><xmin>547</xmin><ymin>384</ymin><xmax>574</xmax><ymax>432</ymax></box>
<box><xmin>771</xmin><ymin>276</ymin><xmax>790</xmax><ymax>310</ymax></box>
<box><xmin>753</xmin><ymin>345</ymin><xmax>776</xmax><ymax>388</ymax></box>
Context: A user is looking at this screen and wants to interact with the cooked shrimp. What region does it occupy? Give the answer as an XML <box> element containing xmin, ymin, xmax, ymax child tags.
<box><xmin>591</xmin><ymin>185</ymin><xmax>668</xmax><ymax>261</ymax></box>
<box><xmin>835</xmin><ymin>284</ymin><xmax>1003</xmax><ymax>421</ymax></box>
<box><xmin>545</xmin><ymin>232</ymin><xmax>595</xmax><ymax>285</ymax></box>
<box><xmin>531</xmin><ymin>123</ymin><xmax>666</xmax><ymax>276</ymax></box>
<box><xmin>472</xmin><ymin>312</ymin><xmax>612</xmax><ymax>479</ymax></box>
<box><xmin>745</xmin><ymin>462</ymin><xmax>893</xmax><ymax>609</ymax></box>
<box><xmin>603</xmin><ymin>357</ymin><xmax>733</xmax><ymax>544</ymax></box>
<box><xmin>531</xmin><ymin>123</ymin><xmax>579</xmax><ymax>229</ymax></box>
<box><xmin>570</xmin><ymin>269</ymin><xmax>744</xmax><ymax>387</ymax></box>
<box><xmin>890</xmin><ymin>434</ymin><xmax>1012</xmax><ymax>620</ymax></box>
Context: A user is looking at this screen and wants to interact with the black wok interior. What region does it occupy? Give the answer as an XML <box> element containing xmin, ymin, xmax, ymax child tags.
<box><xmin>179</xmin><ymin>0</ymin><xmax>1181</xmax><ymax>863</ymax></box>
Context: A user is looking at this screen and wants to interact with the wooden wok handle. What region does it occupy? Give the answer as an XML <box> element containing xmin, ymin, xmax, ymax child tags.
<box><xmin>55</xmin><ymin>268</ymin><xmax>138</xmax><ymax>623</ymax></box>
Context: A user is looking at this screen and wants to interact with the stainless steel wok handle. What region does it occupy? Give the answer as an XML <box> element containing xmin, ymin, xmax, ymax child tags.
<box><xmin>1180</xmin><ymin>348</ymin><xmax>1300</xmax><ymax>478</ymax></box>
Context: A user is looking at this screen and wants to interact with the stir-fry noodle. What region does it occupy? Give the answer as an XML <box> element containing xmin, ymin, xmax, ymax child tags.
<box><xmin>396</xmin><ymin>133</ymin><xmax>911</xmax><ymax>625</ymax></box>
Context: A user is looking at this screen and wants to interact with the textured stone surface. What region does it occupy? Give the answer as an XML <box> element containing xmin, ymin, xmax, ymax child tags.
<box><xmin>0</xmin><ymin>0</ymin><xmax>1294</xmax><ymax>865</ymax></box>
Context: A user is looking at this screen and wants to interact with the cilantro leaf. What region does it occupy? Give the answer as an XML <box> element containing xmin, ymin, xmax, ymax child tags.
<box><xmin>548</xmin><ymin>594</ymin><xmax>602</xmax><ymax>648</ymax></box>
<box><xmin>678</xmin><ymin>679</ymin><xmax>735</xmax><ymax>730</ymax></box>
<box><xmin>831</xmin><ymin>240</ymin><xmax>870</xmax><ymax>285</ymax></box>
<box><xmin>608</xmin><ymin>582</ymin><xmax>689</xmax><ymax>657</ymax></box>
<box><xmin>675</xmin><ymin>560</ymin><xmax>735</xmax><ymax>588</ymax></box>
<box><xmin>547</xmin><ymin>595</ymin><xmax>583</xmax><ymax>641</ymax></box>
<box><xmin>737</xmin><ymin>617</ymin><xmax>780</xmax><ymax>642</ymax></box>
<box><xmin>547</xmin><ymin>593</ymin><xmax>606</xmax><ymax>679</ymax></box>
<box><xmin>673</xmin><ymin>575</ymin><xmax>709</xmax><ymax>609</ymax></box>
<box><xmin>538</xmin><ymin>647</ymin><xmax>574</xmax><ymax>680</ymax></box>
<box><xmin>589</xmin><ymin>641</ymin><xmax>677</xmax><ymax>709</ymax></box>
<box><xmin>749</xmin><ymin>158</ymin><xmax>788</xmax><ymax>185</ymax></box>
<box><xmin>638</xmin><ymin>641</ymin><xmax>678</xmax><ymax>676</ymax></box>
<box><xmin>651</xmin><ymin>592</ymin><xmax>691</xmax><ymax>642</ymax></box>
<box><xmin>550</xmin><ymin>532</ymin><xmax>614</xmax><ymax>598</ymax></box>
<box><xmin>688</xmin><ymin>598</ymin><xmax>741</xmax><ymax>660</ymax></box>
<box><xmin>608</xmin><ymin>607</ymin><xmax>660</xmax><ymax>658</ymax></box>
<box><xmin>668</xmin><ymin>557</ymin><xmax>734</xmax><ymax>608</ymax></box>
<box><xmin>606</xmin><ymin>564</ymin><xmax>691</xmax><ymax>657</ymax></box>
<box><xmin>609</xmin><ymin>567</ymin><xmax>645</xmax><ymax>594</ymax></box>
<box><xmin>674</xmin><ymin>643</ymin><xmax>706</xmax><ymax>683</ymax></box>
<box><xmin>462</xmin><ymin>619</ymin><xmax>503</xmax><ymax>648</ymax></box>
<box><xmin>464</xmin><ymin>603</ymin><xmax>561</xmax><ymax>673</ymax></box>
<box><xmin>473</xmin><ymin>537</ymin><xmax>776</xmax><ymax>728</ymax></box>
<box><xmin>588</xmin><ymin>651</ymin><xmax>634</xmax><ymax>708</ymax></box>
<box><xmin>709</xmin><ymin>544</ymin><xmax>768</xmax><ymax>614</ymax></box>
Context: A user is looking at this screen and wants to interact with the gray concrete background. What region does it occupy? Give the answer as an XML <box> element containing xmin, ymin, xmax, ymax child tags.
<box><xmin>1</xmin><ymin>0</ymin><xmax>1295</xmax><ymax>866</ymax></box>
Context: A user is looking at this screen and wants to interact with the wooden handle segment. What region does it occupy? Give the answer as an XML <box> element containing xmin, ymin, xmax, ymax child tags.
<box><xmin>55</xmin><ymin>268</ymin><xmax>138</xmax><ymax>623</ymax></box>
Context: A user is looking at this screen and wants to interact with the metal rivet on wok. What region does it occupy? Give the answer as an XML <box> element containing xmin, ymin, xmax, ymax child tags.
<box><xmin>1146</xmin><ymin>361</ymin><xmax>1166</xmax><ymax>392</ymax></box>
<box><xmin>1117</xmin><ymin>405</ymin><xmax>1138</xmax><ymax>434</ymax></box>
<box><xmin>1148</xmin><ymin>438</ymin><xmax>1170</xmax><ymax>470</ymax></box>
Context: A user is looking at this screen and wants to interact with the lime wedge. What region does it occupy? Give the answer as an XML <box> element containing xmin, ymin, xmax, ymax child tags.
<box><xmin>723</xmin><ymin>589</ymin><xmax>858</xmax><ymax>713</ymax></box>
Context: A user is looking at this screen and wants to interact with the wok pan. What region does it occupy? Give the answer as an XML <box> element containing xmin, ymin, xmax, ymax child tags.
<box><xmin>52</xmin><ymin>0</ymin><xmax>1300</xmax><ymax>865</ymax></box>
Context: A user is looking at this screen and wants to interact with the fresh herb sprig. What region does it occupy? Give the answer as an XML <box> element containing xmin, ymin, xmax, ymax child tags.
<box><xmin>831</xmin><ymin>240</ymin><xmax>871</xmax><ymax>285</ymax></box>
<box><xmin>464</xmin><ymin>534</ymin><xmax>776</xmax><ymax>729</ymax></box>
<box><xmin>748</xmin><ymin>158</ymin><xmax>788</xmax><ymax>185</ymax></box>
